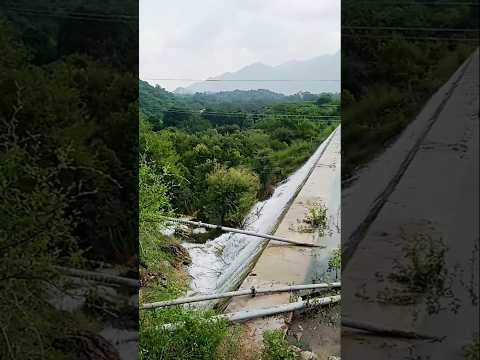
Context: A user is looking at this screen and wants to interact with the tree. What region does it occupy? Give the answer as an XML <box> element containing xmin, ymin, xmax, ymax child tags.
<box><xmin>139</xmin><ymin>159</ymin><xmax>171</xmax><ymax>225</ymax></box>
<box><xmin>0</xmin><ymin>107</ymin><xmax>78</xmax><ymax>360</ymax></box>
<box><xmin>316</xmin><ymin>93</ymin><xmax>333</xmax><ymax>106</ymax></box>
<box><xmin>252</xmin><ymin>148</ymin><xmax>275</xmax><ymax>197</ymax></box>
<box><xmin>204</xmin><ymin>166</ymin><xmax>259</xmax><ymax>226</ymax></box>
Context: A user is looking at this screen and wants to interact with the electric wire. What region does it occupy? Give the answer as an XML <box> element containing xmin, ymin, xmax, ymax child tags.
<box><xmin>142</xmin><ymin>78</ymin><xmax>341</xmax><ymax>82</ymax></box>
<box><xmin>140</xmin><ymin>107</ymin><xmax>341</xmax><ymax>120</ymax></box>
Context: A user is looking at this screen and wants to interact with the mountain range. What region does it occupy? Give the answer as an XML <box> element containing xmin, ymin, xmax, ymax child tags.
<box><xmin>175</xmin><ymin>51</ymin><xmax>340</xmax><ymax>95</ymax></box>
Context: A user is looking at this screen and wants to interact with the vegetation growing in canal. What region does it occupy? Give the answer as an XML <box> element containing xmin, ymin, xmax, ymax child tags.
<box><xmin>373</xmin><ymin>229</ymin><xmax>461</xmax><ymax>315</ymax></box>
<box><xmin>301</xmin><ymin>202</ymin><xmax>329</xmax><ymax>236</ymax></box>
<box><xmin>261</xmin><ymin>330</ymin><xmax>299</xmax><ymax>360</ymax></box>
<box><xmin>328</xmin><ymin>247</ymin><xmax>341</xmax><ymax>279</ymax></box>
<box><xmin>389</xmin><ymin>231</ymin><xmax>450</xmax><ymax>314</ymax></box>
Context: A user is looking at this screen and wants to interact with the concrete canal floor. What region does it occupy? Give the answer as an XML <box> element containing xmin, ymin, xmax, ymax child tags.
<box><xmin>342</xmin><ymin>50</ymin><xmax>479</xmax><ymax>359</ymax></box>
<box><xmin>224</xmin><ymin>127</ymin><xmax>341</xmax><ymax>358</ymax></box>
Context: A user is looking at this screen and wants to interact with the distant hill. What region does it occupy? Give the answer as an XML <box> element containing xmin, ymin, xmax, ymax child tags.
<box><xmin>140</xmin><ymin>81</ymin><xmax>334</xmax><ymax>115</ymax></box>
<box><xmin>140</xmin><ymin>79</ymin><xmax>177</xmax><ymax>109</ymax></box>
<box><xmin>175</xmin><ymin>51</ymin><xmax>340</xmax><ymax>95</ymax></box>
<box><xmin>139</xmin><ymin>80</ymin><xmax>339</xmax><ymax>130</ymax></box>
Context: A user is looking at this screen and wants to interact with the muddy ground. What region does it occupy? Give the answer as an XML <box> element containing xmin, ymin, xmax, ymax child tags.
<box><xmin>286</xmin><ymin>303</ymin><xmax>341</xmax><ymax>360</ymax></box>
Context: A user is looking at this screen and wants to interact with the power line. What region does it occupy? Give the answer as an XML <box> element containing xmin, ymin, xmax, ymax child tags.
<box><xmin>142</xmin><ymin>105</ymin><xmax>340</xmax><ymax>114</ymax></box>
<box><xmin>2</xmin><ymin>12</ymin><xmax>136</xmax><ymax>23</ymax></box>
<box><xmin>143</xmin><ymin>114</ymin><xmax>340</xmax><ymax>122</ymax></box>
<box><xmin>140</xmin><ymin>107</ymin><xmax>340</xmax><ymax>119</ymax></box>
<box><xmin>142</xmin><ymin>78</ymin><xmax>341</xmax><ymax>82</ymax></box>
<box><xmin>2</xmin><ymin>6</ymin><xmax>137</xmax><ymax>22</ymax></box>
<box><xmin>153</xmin><ymin>107</ymin><xmax>340</xmax><ymax>113</ymax></box>
<box><xmin>342</xmin><ymin>25</ymin><xmax>479</xmax><ymax>32</ymax></box>
<box><xmin>145</xmin><ymin>113</ymin><xmax>341</xmax><ymax>121</ymax></box>
<box><xmin>2</xmin><ymin>6</ymin><xmax>137</xmax><ymax>18</ymax></box>
<box><xmin>342</xmin><ymin>33</ymin><xmax>479</xmax><ymax>42</ymax></box>
<box><xmin>343</xmin><ymin>1</ymin><xmax>479</xmax><ymax>6</ymax></box>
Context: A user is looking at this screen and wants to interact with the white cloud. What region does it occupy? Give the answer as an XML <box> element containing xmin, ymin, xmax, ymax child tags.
<box><xmin>140</xmin><ymin>0</ymin><xmax>340</xmax><ymax>90</ymax></box>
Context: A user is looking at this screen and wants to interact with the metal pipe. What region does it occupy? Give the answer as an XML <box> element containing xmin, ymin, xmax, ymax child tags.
<box><xmin>143</xmin><ymin>282</ymin><xmax>341</xmax><ymax>309</ymax></box>
<box><xmin>159</xmin><ymin>295</ymin><xmax>341</xmax><ymax>330</ymax></box>
<box><xmin>155</xmin><ymin>217</ymin><xmax>321</xmax><ymax>248</ymax></box>
<box><xmin>57</xmin><ymin>266</ymin><xmax>139</xmax><ymax>288</ymax></box>
<box><xmin>219</xmin><ymin>295</ymin><xmax>341</xmax><ymax>322</ymax></box>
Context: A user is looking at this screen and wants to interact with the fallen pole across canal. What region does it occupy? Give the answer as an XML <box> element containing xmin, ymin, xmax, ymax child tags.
<box><xmin>149</xmin><ymin>217</ymin><xmax>323</xmax><ymax>248</ymax></box>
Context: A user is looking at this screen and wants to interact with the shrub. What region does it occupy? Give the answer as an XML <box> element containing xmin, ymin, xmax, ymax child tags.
<box><xmin>303</xmin><ymin>203</ymin><xmax>328</xmax><ymax>236</ymax></box>
<box><xmin>261</xmin><ymin>330</ymin><xmax>299</xmax><ymax>360</ymax></box>
<box><xmin>140</xmin><ymin>307</ymin><xmax>240</xmax><ymax>360</ymax></box>
<box><xmin>204</xmin><ymin>166</ymin><xmax>259</xmax><ymax>226</ymax></box>
<box><xmin>328</xmin><ymin>248</ymin><xmax>341</xmax><ymax>279</ymax></box>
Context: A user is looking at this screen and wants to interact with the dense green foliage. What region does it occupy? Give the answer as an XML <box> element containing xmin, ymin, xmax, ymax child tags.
<box><xmin>205</xmin><ymin>166</ymin><xmax>260</xmax><ymax>226</ymax></box>
<box><xmin>1</xmin><ymin>17</ymin><xmax>138</xmax><ymax>262</ymax></box>
<box><xmin>139</xmin><ymin>111</ymin><xmax>189</xmax><ymax>306</ymax></box>
<box><xmin>140</xmin><ymin>79</ymin><xmax>339</xmax><ymax>130</ymax></box>
<box><xmin>140</xmin><ymin>307</ymin><xmax>241</xmax><ymax>360</ymax></box>
<box><xmin>139</xmin><ymin>81</ymin><xmax>338</xmax><ymax>224</ymax></box>
<box><xmin>342</xmin><ymin>1</ymin><xmax>477</xmax><ymax>177</ymax></box>
<box><xmin>0</xmin><ymin>114</ymin><xmax>77</xmax><ymax>360</ymax></box>
<box><xmin>1</xmin><ymin>9</ymin><xmax>137</xmax><ymax>358</ymax></box>
<box><xmin>328</xmin><ymin>247</ymin><xmax>341</xmax><ymax>279</ymax></box>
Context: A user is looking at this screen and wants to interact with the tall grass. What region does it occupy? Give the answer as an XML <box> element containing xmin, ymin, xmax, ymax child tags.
<box><xmin>140</xmin><ymin>307</ymin><xmax>241</xmax><ymax>360</ymax></box>
<box><xmin>261</xmin><ymin>330</ymin><xmax>299</xmax><ymax>360</ymax></box>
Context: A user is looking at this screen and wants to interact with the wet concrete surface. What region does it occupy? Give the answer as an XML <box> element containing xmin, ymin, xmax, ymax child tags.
<box><xmin>342</xmin><ymin>50</ymin><xmax>479</xmax><ymax>359</ymax></box>
<box><xmin>224</xmin><ymin>126</ymin><xmax>341</xmax><ymax>345</ymax></box>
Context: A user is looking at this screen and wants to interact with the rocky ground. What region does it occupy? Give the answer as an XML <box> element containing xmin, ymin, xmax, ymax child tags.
<box><xmin>286</xmin><ymin>303</ymin><xmax>341</xmax><ymax>360</ymax></box>
<box><xmin>48</xmin><ymin>263</ymin><xmax>139</xmax><ymax>360</ymax></box>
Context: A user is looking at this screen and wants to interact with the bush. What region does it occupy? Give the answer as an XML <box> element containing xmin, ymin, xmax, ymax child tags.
<box><xmin>303</xmin><ymin>203</ymin><xmax>328</xmax><ymax>236</ymax></box>
<box><xmin>140</xmin><ymin>308</ymin><xmax>240</xmax><ymax>360</ymax></box>
<box><xmin>328</xmin><ymin>248</ymin><xmax>341</xmax><ymax>279</ymax></box>
<box><xmin>0</xmin><ymin>117</ymin><xmax>78</xmax><ymax>359</ymax></box>
<box><xmin>204</xmin><ymin>166</ymin><xmax>259</xmax><ymax>226</ymax></box>
<box><xmin>261</xmin><ymin>330</ymin><xmax>299</xmax><ymax>360</ymax></box>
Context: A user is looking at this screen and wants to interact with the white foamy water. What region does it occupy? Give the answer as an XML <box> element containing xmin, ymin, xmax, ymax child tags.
<box><xmin>183</xmin><ymin>127</ymin><xmax>340</xmax><ymax>295</ymax></box>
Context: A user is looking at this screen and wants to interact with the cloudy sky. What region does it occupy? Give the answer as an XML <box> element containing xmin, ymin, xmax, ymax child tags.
<box><xmin>140</xmin><ymin>0</ymin><xmax>340</xmax><ymax>91</ymax></box>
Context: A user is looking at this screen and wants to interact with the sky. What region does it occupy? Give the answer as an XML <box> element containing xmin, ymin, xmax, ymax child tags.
<box><xmin>140</xmin><ymin>0</ymin><xmax>341</xmax><ymax>91</ymax></box>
